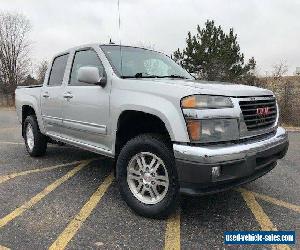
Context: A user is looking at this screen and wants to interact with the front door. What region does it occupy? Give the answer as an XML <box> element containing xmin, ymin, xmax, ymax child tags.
<box><xmin>41</xmin><ymin>54</ymin><xmax>69</xmax><ymax>135</ymax></box>
<box><xmin>60</xmin><ymin>49</ymin><xmax>110</xmax><ymax>152</ymax></box>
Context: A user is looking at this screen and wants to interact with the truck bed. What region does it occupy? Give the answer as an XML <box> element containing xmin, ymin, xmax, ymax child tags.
<box><xmin>15</xmin><ymin>85</ymin><xmax>43</xmax><ymax>124</ymax></box>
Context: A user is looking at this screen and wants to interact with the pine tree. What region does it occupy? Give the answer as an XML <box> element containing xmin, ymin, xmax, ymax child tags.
<box><xmin>173</xmin><ymin>20</ymin><xmax>256</xmax><ymax>84</ymax></box>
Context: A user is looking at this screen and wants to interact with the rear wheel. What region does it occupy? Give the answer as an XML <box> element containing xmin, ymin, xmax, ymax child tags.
<box><xmin>24</xmin><ymin>115</ymin><xmax>47</xmax><ymax>157</ymax></box>
<box><xmin>116</xmin><ymin>134</ymin><xmax>179</xmax><ymax>218</ymax></box>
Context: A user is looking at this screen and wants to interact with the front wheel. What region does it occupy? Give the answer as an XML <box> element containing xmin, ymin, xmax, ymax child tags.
<box><xmin>24</xmin><ymin>115</ymin><xmax>47</xmax><ymax>157</ymax></box>
<box><xmin>116</xmin><ymin>134</ymin><xmax>179</xmax><ymax>218</ymax></box>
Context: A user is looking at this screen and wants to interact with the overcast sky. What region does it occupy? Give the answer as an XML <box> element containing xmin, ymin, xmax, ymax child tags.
<box><xmin>1</xmin><ymin>0</ymin><xmax>300</xmax><ymax>75</ymax></box>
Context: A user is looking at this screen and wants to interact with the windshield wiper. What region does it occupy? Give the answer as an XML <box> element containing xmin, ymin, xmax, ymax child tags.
<box><xmin>121</xmin><ymin>73</ymin><xmax>161</xmax><ymax>79</ymax></box>
<box><xmin>159</xmin><ymin>75</ymin><xmax>189</xmax><ymax>79</ymax></box>
<box><xmin>121</xmin><ymin>73</ymin><xmax>189</xmax><ymax>79</ymax></box>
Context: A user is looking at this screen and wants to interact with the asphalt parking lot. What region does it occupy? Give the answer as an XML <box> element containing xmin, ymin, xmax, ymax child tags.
<box><xmin>0</xmin><ymin>108</ymin><xmax>299</xmax><ymax>250</ymax></box>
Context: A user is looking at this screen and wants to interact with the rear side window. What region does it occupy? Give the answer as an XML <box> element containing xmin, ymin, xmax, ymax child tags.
<box><xmin>69</xmin><ymin>49</ymin><xmax>104</xmax><ymax>86</ymax></box>
<box><xmin>48</xmin><ymin>54</ymin><xmax>69</xmax><ymax>86</ymax></box>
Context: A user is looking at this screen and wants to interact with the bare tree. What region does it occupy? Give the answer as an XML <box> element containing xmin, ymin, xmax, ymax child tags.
<box><xmin>260</xmin><ymin>61</ymin><xmax>295</xmax><ymax>125</ymax></box>
<box><xmin>0</xmin><ymin>12</ymin><xmax>31</xmax><ymax>98</ymax></box>
<box><xmin>272</xmin><ymin>61</ymin><xmax>288</xmax><ymax>79</ymax></box>
<box><xmin>36</xmin><ymin>60</ymin><xmax>48</xmax><ymax>84</ymax></box>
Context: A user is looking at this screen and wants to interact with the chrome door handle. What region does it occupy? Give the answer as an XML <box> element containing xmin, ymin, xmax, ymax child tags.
<box><xmin>63</xmin><ymin>92</ymin><xmax>73</xmax><ymax>99</ymax></box>
<box><xmin>42</xmin><ymin>92</ymin><xmax>49</xmax><ymax>98</ymax></box>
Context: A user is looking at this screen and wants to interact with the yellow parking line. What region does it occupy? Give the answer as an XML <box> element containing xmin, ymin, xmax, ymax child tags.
<box><xmin>0</xmin><ymin>245</ymin><xmax>10</xmax><ymax>250</ymax></box>
<box><xmin>48</xmin><ymin>172</ymin><xmax>114</xmax><ymax>250</ymax></box>
<box><xmin>240</xmin><ymin>189</ymin><xmax>276</xmax><ymax>231</ymax></box>
<box><xmin>0</xmin><ymin>160</ymin><xmax>92</xmax><ymax>228</ymax></box>
<box><xmin>0</xmin><ymin>160</ymin><xmax>82</xmax><ymax>184</ymax></box>
<box><xmin>239</xmin><ymin>188</ymin><xmax>300</xmax><ymax>214</ymax></box>
<box><xmin>239</xmin><ymin>189</ymin><xmax>291</xmax><ymax>250</ymax></box>
<box><xmin>164</xmin><ymin>209</ymin><xmax>181</xmax><ymax>250</ymax></box>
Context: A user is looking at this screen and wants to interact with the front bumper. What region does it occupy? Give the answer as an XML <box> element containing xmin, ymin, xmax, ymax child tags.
<box><xmin>173</xmin><ymin>127</ymin><xmax>289</xmax><ymax>195</ymax></box>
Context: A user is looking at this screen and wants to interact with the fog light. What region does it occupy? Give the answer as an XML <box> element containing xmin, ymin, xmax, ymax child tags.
<box><xmin>212</xmin><ymin>166</ymin><xmax>221</xmax><ymax>180</ymax></box>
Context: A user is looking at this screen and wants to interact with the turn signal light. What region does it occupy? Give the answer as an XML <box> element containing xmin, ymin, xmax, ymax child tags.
<box><xmin>186</xmin><ymin>120</ymin><xmax>201</xmax><ymax>141</ymax></box>
<box><xmin>181</xmin><ymin>96</ymin><xmax>196</xmax><ymax>109</ymax></box>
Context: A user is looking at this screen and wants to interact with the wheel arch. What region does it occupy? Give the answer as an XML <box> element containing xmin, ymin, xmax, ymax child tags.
<box><xmin>115</xmin><ymin>110</ymin><xmax>173</xmax><ymax>156</ymax></box>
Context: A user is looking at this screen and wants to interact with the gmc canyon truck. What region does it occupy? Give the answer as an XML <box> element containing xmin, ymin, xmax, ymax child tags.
<box><xmin>15</xmin><ymin>44</ymin><xmax>289</xmax><ymax>218</ymax></box>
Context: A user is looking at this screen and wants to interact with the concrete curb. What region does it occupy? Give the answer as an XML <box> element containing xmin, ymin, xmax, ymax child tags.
<box><xmin>0</xmin><ymin>107</ymin><xmax>15</xmax><ymax>111</ymax></box>
<box><xmin>284</xmin><ymin>127</ymin><xmax>300</xmax><ymax>132</ymax></box>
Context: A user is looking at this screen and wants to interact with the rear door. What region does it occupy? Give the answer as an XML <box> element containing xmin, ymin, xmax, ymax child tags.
<box><xmin>60</xmin><ymin>48</ymin><xmax>111</xmax><ymax>152</ymax></box>
<box><xmin>41</xmin><ymin>54</ymin><xmax>69</xmax><ymax>135</ymax></box>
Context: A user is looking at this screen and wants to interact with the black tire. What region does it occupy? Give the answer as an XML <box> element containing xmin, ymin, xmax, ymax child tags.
<box><xmin>23</xmin><ymin>115</ymin><xmax>47</xmax><ymax>157</ymax></box>
<box><xmin>116</xmin><ymin>134</ymin><xmax>179</xmax><ymax>219</ymax></box>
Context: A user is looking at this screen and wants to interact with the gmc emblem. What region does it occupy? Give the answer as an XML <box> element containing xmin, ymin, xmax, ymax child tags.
<box><xmin>257</xmin><ymin>107</ymin><xmax>270</xmax><ymax>117</ymax></box>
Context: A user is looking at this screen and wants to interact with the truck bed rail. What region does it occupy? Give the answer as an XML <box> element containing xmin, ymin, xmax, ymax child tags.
<box><xmin>17</xmin><ymin>85</ymin><xmax>42</xmax><ymax>89</ymax></box>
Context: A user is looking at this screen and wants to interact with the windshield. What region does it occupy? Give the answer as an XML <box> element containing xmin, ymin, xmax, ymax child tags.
<box><xmin>101</xmin><ymin>45</ymin><xmax>193</xmax><ymax>79</ymax></box>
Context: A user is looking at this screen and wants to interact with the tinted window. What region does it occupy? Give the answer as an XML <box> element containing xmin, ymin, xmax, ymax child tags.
<box><xmin>48</xmin><ymin>54</ymin><xmax>69</xmax><ymax>86</ymax></box>
<box><xmin>69</xmin><ymin>49</ymin><xmax>104</xmax><ymax>86</ymax></box>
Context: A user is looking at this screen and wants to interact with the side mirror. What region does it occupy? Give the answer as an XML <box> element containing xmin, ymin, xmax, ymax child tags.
<box><xmin>77</xmin><ymin>66</ymin><xmax>106</xmax><ymax>86</ymax></box>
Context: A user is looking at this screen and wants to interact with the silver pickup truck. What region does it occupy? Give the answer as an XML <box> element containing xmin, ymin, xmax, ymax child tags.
<box><xmin>15</xmin><ymin>44</ymin><xmax>289</xmax><ymax>218</ymax></box>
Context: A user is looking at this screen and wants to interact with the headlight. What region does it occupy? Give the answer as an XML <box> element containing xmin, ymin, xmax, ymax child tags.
<box><xmin>181</xmin><ymin>95</ymin><xmax>233</xmax><ymax>109</ymax></box>
<box><xmin>186</xmin><ymin>119</ymin><xmax>239</xmax><ymax>142</ymax></box>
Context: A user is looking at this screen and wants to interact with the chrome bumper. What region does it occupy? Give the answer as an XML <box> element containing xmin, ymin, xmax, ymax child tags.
<box><xmin>173</xmin><ymin>127</ymin><xmax>288</xmax><ymax>164</ymax></box>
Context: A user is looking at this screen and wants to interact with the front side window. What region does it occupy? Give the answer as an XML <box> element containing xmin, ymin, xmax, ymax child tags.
<box><xmin>48</xmin><ymin>54</ymin><xmax>69</xmax><ymax>86</ymax></box>
<box><xmin>101</xmin><ymin>45</ymin><xmax>193</xmax><ymax>79</ymax></box>
<box><xmin>69</xmin><ymin>49</ymin><xmax>104</xmax><ymax>86</ymax></box>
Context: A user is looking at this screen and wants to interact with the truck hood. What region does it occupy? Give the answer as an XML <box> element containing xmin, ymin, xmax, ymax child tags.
<box><xmin>160</xmin><ymin>79</ymin><xmax>273</xmax><ymax>97</ymax></box>
<box><xmin>117</xmin><ymin>78</ymin><xmax>274</xmax><ymax>102</ymax></box>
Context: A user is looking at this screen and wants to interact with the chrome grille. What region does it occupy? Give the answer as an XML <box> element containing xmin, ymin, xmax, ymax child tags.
<box><xmin>239</xmin><ymin>97</ymin><xmax>277</xmax><ymax>131</ymax></box>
